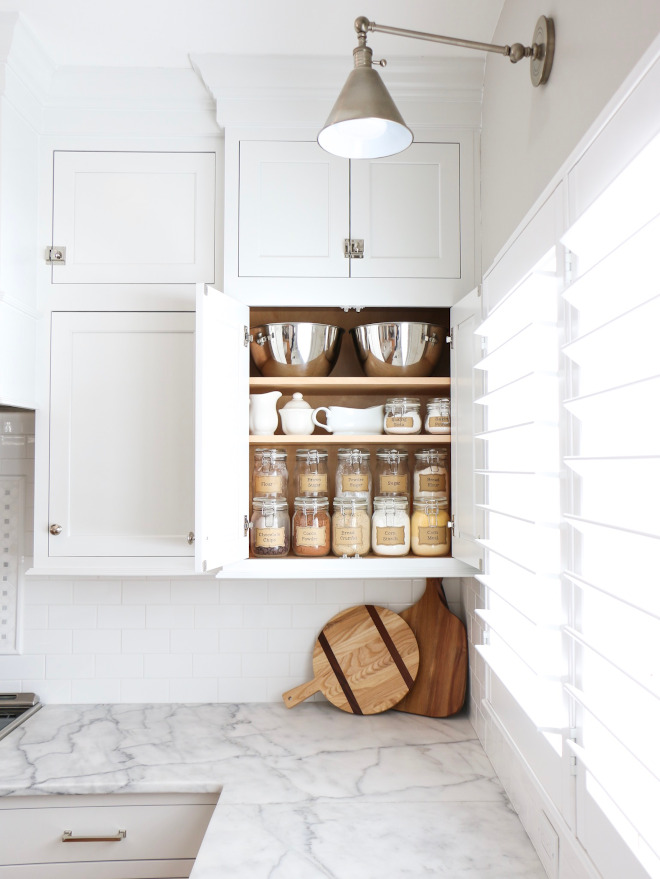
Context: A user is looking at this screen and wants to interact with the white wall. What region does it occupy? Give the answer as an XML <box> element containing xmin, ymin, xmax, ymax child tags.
<box><xmin>480</xmin><ymin>0</ymin><xmax>660</xmax><ymax>269</ymax></box>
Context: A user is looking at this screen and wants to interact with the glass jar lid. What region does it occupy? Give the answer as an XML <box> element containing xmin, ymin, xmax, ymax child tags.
<box><xmin>295</xmin><ymin>448</ymin><xmax>328</xmax><ymax>460</ymax></box>
<box><xmin>427</xmin><ymin>397</ymin><xmax>450</xmax><ymax>406</ymax></box>
<box><xmin>373</xmin><ymin>496</ymin><xmax>410</xmax><ymax>511</ymax></box>
<box><xmin>253</xmin><ymin>447</ymin><xmax>287</xmax><ymax>460</ymax></box>
<box><xmin>337</xmin><ymin>447</ymin><xmax>370</xmax><ymax>460</ymax></box>
<box><xmin>376</xmin><ymin>448</ymin><xmax>409</xmax><ymax>462</ymax></box>
<box><xmin>333</xmin><ymin>496</ymin><xmax>369</xmax><ymax>512</ymax></box>
<box><xmin>413</xmin><ymin>497</ymin><xmax>448</xmax><ymax>512</ymax></box>
<box><xmin>414</xmin><ymin>448</ymin><xmax>448</xmax><ymax>461</ymax></box>
<box><xmin>293</xmin><ymin>496</ymin><xmax>329</xmax><ymax>511</ymax></box>
<box><xmin>385</xmin><ymin>396</ymin><xmax>421</xmax><ymax>408</ymax></box>
<box><xmin>252</xmin><ymin>496</ymin><xmax>288</xmax><ymax>511</ymax></box>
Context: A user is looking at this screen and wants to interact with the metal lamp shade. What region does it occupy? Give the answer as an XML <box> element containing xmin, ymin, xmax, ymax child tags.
<box><xmin>318</xmin><ymin>65</ymin><xmax>413</xmax><ymax>159</ymax></box>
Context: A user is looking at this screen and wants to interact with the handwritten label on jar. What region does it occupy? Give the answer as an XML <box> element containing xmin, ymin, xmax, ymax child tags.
<box><xmin>419</xmin><ymin>473</ymin><xmax>447</xmax><ymax>493</ymax></box>
<box><xmin>376</xmin><ymin>526</ymin><xmax>406</xmax><ymax>546</ymax></box>
<box><xmin>417</xmin><ymin>526</ymin><xmax>447</xmax><ymax>545</ymax></box>
<box><xmin>342</xmin><ymin>473</ymin><xmax>369</xmax><ymax>492</ymax></box>
<box><xmin>336</xmin><ymin>526</ymin><xmax>364</xmax><ymax>546</ymax></box>
<box><xmin>255</xmin><ymin>527</ymin><xmax>285</xmax><ymax>548</ymax></box>
<box><xmin>379</xmin><ymin>474</ymin><xmax>408</xmax><ymax>493</ymax></box>
<box><xmin>295</xmin><ymin>526</ymin><xmax>327</xmax><ymax>547</ymax></box>
<box><xmin>428</xmin><ymin>416</ymin><xmax>450</xmax><ymax>428</ymax></box>
<box><xmin>300</xmin><ymin>473</ymin><xmax>328</xmax><ymax>493</ymax></box>
<box><xmin>386</xmin><ymin>416</ymin><xmax>414</xmax><ymax>429</ymax></box>
<box><xmin>254</xmin><ymin>475</ymin><xmax>283</xmax><ymax>494</ymax></box>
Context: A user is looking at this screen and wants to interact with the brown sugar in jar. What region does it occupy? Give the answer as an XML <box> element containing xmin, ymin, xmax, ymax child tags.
<box><xmin>292</xmin><ymin>497</ymin><xmax>331</xmax><ymax>557</ymax></box>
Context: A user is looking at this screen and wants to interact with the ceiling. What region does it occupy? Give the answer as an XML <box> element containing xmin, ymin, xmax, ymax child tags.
<box><xmin>0</xmin><ymin>0</ymin><xmax>506</xmax><ymax>69</ymax></box>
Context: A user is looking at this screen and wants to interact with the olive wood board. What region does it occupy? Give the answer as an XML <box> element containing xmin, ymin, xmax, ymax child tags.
<box><xmin>394</xmin><ymin>577</ymin><xmax>468</xmax><ymax>718</ymax></box>
<box><xmin>282</xmin><ymin>604</ymin><xmax>420</xmax><ymax>715</ymax></box>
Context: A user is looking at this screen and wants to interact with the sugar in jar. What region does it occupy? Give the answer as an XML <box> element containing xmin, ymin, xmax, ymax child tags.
<box><xmin>375</xmin><ymin>449</ymin><xmax>410</xmax><ymax>501</ymax></box>
<box><xmin>292</xmin><ymin>497</ymin><xmax>331</xmax><ymax>557</ymax></box>
<box><xmin>384</xmin><ymin>397</ymin><xmax>422</xmax><ymax>435</ymax></box>
<box><xmin>425</xmin><ymin>397</ymin><xmax>451</xmax><ymax>434</ymax></box>
<box><xmin>294</xmin><ymin>448</ymin><xmax>329</xmax><ymax>497</ymax></box>
<box><xmin>252</xmin><ymin>447</ymin><xmax>288</xmax><ymax>498</ymax></box>
<box><xmin>332</xmin><ymin>496</ymin><xmax>371</xmax><ymax>558</ymax></box>
<box><xmin>411</xmin><ymin>498</ymin><xmax>450</xmax><ymax>557</ymax></box>
<box><xmin>250</xmin><ymin>497</ymin><xmax>290</xmax><ymax>557</ymax></box>
<box><xmin>371</xmin><ymin>496</ymin><xmax>410</xmax><ymax>557</ymax></box>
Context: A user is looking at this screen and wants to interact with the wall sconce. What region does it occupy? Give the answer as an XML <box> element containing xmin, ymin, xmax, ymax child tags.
<box><xmin>318</xmin><ymin>15</ymin><xmax>555</xmax><ymax>159</ymax></box>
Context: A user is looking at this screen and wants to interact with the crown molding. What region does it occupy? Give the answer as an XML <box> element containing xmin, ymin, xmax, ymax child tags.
<box><xmin>0</xmin><ymin>13</ymin><xmax>55</xmax><ymax>129</ymax></box>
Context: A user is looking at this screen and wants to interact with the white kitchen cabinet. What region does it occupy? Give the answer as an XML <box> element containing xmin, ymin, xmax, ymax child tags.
<box><xmin>0</xmin><ymin>792</ymin><xmax>217</xmax><ymax>879</ymax></box>
<box><xmin>226</xmin><ymin>132</ymin><xmax>475</xmax><ymax>306</ymax></box>
<box><xmin>32</xmin><ymin>310</ymin><xmax>195</xmax><ymax>574</ymax></box>
<box><xmin>50</xmin><ymin>151</ymin><xmax>216</xmax><ymax>285</ymax></box>
<box><xmin>195</xmin><ymin>283</ymin><xmax>479</xmax><ymax>579</ymax></box>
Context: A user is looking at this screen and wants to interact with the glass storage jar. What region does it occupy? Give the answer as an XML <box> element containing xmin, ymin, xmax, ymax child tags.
<box><xmin>332</xmin><ymin>497</ymin><xmax>371</xmax><ymax>558</ymax></box>
<box><xmin>250</xmin><ymin>497</ymin><xmax>290</xmax><ymax>557</ymax></box>
<box><xmin>372</xmin><ymin>496</ymin><xmax>410</xmax><ymax>557</ymax></box>
<box><xmin>292</xmin><ymin>497</ymin><xmax>331</xmax><ymax>557</ymax></box>
<box><xmin>413</xmin><ymin>448</ymin><xmax>449</xmax><ymax>500</ymax></box>
<box><xmin>335</xmin><ymin>448</ymin><xmax>372</xmax><ymax>512</ymax></box>
<box><xmin>424</xmin><ymin>397</ymin><xmax>451</xmax><ymax>434</ymax></box>
<box><xmin>384</xmin><ymin>397</ymin><xmax>422</xmax><ymax>435</ymax></box>
<box><xmin>294</xmin><ymin>448</ymin><xmax>329</xmax><ymax>497</ymax></box>
<box><xmin>411</xmin><ymin>498</ymin><xmax>450</xmax><ymax>557</ymax></box>
<box><xmin>252</xmin><ymin>448</ymin><xmax>288</xmax><ymax>498</ymax></box>
<box><xmin>375</xmin><ymin>448</ymin><xmax>410</xmax><ymax>500</ymax></box>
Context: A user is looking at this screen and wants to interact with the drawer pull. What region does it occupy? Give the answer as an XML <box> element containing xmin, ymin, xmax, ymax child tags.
<box><xmin>62</xmin><ymin>829</ymin><xmax>127</xmax><ymax>843</ymax></box>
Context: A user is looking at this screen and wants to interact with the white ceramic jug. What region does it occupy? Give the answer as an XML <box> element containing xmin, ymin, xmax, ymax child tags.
<box><xmin>249</xmin><ymin>390</ymin><xmax>282</xmax><ymax>435</ymax></box>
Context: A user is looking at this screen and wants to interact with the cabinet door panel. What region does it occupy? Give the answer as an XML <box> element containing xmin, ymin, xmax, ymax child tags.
<box><xmin>195</xmin><ymin>284</ymin><xmax>249</xmax><ymax>572</ymax></box>
<box><xmin>49</xmin><ymin>312</ymin><xmax>195</xmax><ymax>557</ymax></box>
<box><xmin>350</xmin><ymin>143</ymin><xmax>461</xmax><ymax>278</ymax></box>
<box><xmin>238</xmin><ymin>141</ymin><xmax>348</xmax><ymax>277</ymax></box>
<box><xmin>52</xmin><ymin>151</ymin><xmax>215</xmax><ymax>284</ymax></box>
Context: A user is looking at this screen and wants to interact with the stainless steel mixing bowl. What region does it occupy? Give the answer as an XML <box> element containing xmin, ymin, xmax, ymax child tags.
<box><xmin>350</xmin><ymin>321</ymin><xmax>446</xmax><ymax>377</ymax></box>
<box><xmin>250</xmin><ymin>322</ymin><xmax>344</xmax><ymax>377</ymax></box>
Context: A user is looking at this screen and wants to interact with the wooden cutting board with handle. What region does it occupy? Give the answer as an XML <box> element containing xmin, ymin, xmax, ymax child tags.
<box><xmin>394</xmin><ymin>578</ymin><xmax>468</xmax><ymax>718</ymax></box>
<box><xmin>282</xmin><ymin>604</ymin><xmax>419</xmax><ymax>715</ymax></box>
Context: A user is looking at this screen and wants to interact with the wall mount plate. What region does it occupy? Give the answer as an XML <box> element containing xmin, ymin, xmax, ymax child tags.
<box><xmin>530</xmin><ymin>16</ymin><xmax>555</xmax><ymax>87</ymax></box>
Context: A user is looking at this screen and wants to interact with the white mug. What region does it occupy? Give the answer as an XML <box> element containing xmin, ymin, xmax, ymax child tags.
<box><xmin>312</xmin><ymin>404</ymin><xmax>384</xmax><ymax>435</ymax></box>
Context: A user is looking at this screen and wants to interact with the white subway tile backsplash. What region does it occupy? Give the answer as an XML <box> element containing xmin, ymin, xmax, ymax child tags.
<box><xmin>217</xmin><ymin>677</ymin><xmax>268</xmax><ymax>702</ymax></box>
<box><xmin>241</xmin><ymin>653</ymin><xmax>290</xmax><ymax>678</ymax></box>
<box><xmin>120</xmin><ymin>678</ymin><xmax>170</xmax><ymax>703</ymax></box>
<box><xmin>98</xmin><ymin>605</ymin><xmax>145</xmax><ymax>629</ymax></box>
<box><xmin>49</xmin><ymin>605</ymin><xmax>97</xmax><ymax>630</ymax></box>
<box><xmin>122</xmin><ymin>579</ymin><xmax>171</xmax><ymax>604</ymax></box>
<box><xmin>292</xmin><ymin>603</ymin><xmax>340</xmax><ymax>629</ymax></box>
<box><xmin>25</xmin><ymin>580</ymin><xmax>73</xmax><ymax>605</ymax></box>
<box><xmin>47</xmin><ymin>654</ymin><xmax>95</xmax><ymax>679</ymax></box>
<box><xmin>122</xmin><ymin>629</ymin><xmax>170</xmax><ymax>654</ymax></box>
<box><xmin>246</xmin><ymin>604</ymin><xmax>291</xmax><ymax>629</ymax></box>
<box><xmin>73</xmin><ymin>581</ymin><xmax>122</xmax><ymax>605</ymax></box>
<box><xmin>365</xmin><ymin>579</ymin><xmax>413</xmax><ymax>606</ymax></box>
<box><xmin>169</xmin><ymin>678</ymin><xmax>219</xmax><ymax>702</ymax></box>
<box><xmin>268</xmin><ymin>628</ymin><xmax>316</xmax><ymax>654</ymax></box>
<box><xmin>170</xmin><ymin>580</ymin><xmax>218</xmax><ymax>604</ymax></box>
<box><xmin>218</xmin><ymin>628</ymin><xmax>268</xmax><ymax>654</ymax></box>
<box><xmin>1</xmin><ymin>654</ymin><xmax>45</xmax><ymax>679</ymax></box>
<box><xmin>144</xmin><ymin>653</ymin><xmax>192</xmax><ymax>679</ymax></box>
<box><xmin>73</xmin><ymin>629</ymin><xmax>121</xmax><ymax>654</ymax></box>
<box><xmin>72</xmin><ymin>679</ymin><xmax>121</xmax><ymax>703</ymax></box>
<box><xmin>96</xmin><ymin>654</ymin><xmax>143</xmax><ymax>679</ymax></box>
<box><xmin>314</xmin><ymin>579</ymin><xmax>364</xmax><ymax>605</ymax></box>
<box><xmin>193</xmin><ymin>653</ymin><xmax>241</xmax><ymax>678</ymax></box>
<box><xmin>24</xmin><ymin>679</ymin><xmax>71</xmax><ymax>702</ymax></box>
<box><xmin>194</xmin><ymin>604</ymin><xmax>243</xmax><ymax>629</ymax></box>
<box><xmin>22</xmin><ymin>629</ymin><xmax>72</xmax><ymax>654</ymax></box>
<box><xmin>147</xmin><ymin>604</ymin><xmax>195</xmax><ymax>629</ymax></box>
<box><xmin>23</xmin><ymin>605</ymin><xmax>49</xmax><ymax>629</ymax></box>
<box><xmin>170</xmin><ymin>628</ymin><xmax>218</xmax><ymax>654</ymax></box>
<box><xmin>219</xmin><ymin>580</ymin><xmax>268</xmax><ymax>605</ymax></box>
<box><xmin>268</xmin><ymin>581</ymin><xmax>316</xmax><ymax>604</ymax></box>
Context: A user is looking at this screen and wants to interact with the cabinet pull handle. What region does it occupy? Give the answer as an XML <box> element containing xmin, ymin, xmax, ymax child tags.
<box><xmin>49</xmin><ymin>524</ymin><xmax>63</xmax><ymax>535</ymax></box>
<box><xmin>62</xmin><ymin>830</ymin><xmax>127</xmax><ymax>843</ymax></box>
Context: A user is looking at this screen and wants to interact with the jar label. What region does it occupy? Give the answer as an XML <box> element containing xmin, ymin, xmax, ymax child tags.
<box><xmin>380</xmin><ymin>474</ymin><xmax>408</xmax><ymax>493</ymax></box>
<box><xmin>342</xmin><ymin>473</ymin><xmax>369</xmax><ymax>492</ymax></box>
<box><xmin>255</xmin><ymin>527</ymin><xmax>285</xmax><ymax>548</ymax></box>
<box><xmin>335</xmin><ymin>526</ymin><xmax>363</xmax><ymax>546</ymax></box>
<box><xmin>419</xmin><ymin>473</ymin><xmax>447</xmax><ymax>493</ymax></box>
<box><xmin>428</xmin><ymin>415</ymin><xmax>450</xmax><ymax>427</ymax></box>
<box><xmin>417</xmin><ymin>525</ymin><xmax>447</xmax><ymax>546</ymax></box>
<box><xmin>300</xmin><ymin>473</ymin><xmax>328</xmax><ymax>493</ymax></box>
<box><xmin>376</xmin><ymin>526</ymin><xmax>406</xmax><ymax>546</ymax></box>
<box><xmin>296</xmin><ymin>525</ymin><xmax>327</xmax><ymax>547</ymax></box>
<box><xmin>254</xmin><ymin>475</ymin><xmax>282</xmax><ymax>494</ymax></box>
<box><xmin>386</xmin><ymin>416</ymin><xmax>414</xmax><ymax>428</ymax></box>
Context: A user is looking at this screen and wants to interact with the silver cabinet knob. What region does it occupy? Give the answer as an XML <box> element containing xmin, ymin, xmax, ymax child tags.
<box><xmin>187</xmin><ymin>531</ymin><xmax>195</xmax><ymax>545</ymax></box>
<box><xmin>49</xmin><ymin>524</ymin><xmax>63</xmax><ymax>535</ymax></box>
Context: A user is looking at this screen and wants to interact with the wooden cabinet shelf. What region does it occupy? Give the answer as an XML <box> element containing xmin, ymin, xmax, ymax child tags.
<box><xmin>249</xmin><ymin>376</ymin><xmax>451</xmax><ymax>394</ymax></box>
<box><xmin>249</xmin><ymin>434</ymin><xmax>452</xmax><ymax>446</ymax></box>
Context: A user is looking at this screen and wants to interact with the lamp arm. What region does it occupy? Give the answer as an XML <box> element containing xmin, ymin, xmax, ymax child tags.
<box><xmin>357</xmin><ymin>16</ymin><xmax>536</xmax><ymax>64</ymax></box>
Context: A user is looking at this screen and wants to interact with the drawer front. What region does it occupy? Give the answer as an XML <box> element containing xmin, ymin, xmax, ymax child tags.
<box><xmin>0</xmin><ymin>859</ymin><xmax>195</xmax><ymax>879</ymax></box>
<box><xmin>0</xmin><ymin>803</ymin><xmax>215</xmax><ymax>866</ymax></box>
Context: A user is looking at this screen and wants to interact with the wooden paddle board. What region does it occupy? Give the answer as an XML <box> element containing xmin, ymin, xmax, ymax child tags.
<box><xmin>282</xmin><ymin>604</ymin><xmax>419</xmax><ymax>715</ymax></box>
<box><xmin>394</xmin><ymin>578</ymin><xmax>467</xmax><ymax>717</ymax></box>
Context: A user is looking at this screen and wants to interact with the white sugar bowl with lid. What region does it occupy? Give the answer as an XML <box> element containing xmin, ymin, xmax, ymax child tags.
<box><xmin>280</xmin><ymin>392</ymin><xmax>314</xmax><ymax>435</ymax></box>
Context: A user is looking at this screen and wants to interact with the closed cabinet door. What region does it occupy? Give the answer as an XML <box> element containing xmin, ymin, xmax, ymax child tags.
<box><xmin>51</xmin><ymin>151</ymin><xmax>216</xmax><ymax>284</ymax></box>
<box><xmin>350</xmin><ymin>143</ymin><xmax>461</xmax><ymax>279</ymax></box>
<box><xmin>48</xmin><ymin>311</ymin><xmax>195</xmax><ymax>558</ymax></box>
<box><xmin>238</xmin><ymin>140</ymin><xmax>349</xmax><ymax>277</ymax></box>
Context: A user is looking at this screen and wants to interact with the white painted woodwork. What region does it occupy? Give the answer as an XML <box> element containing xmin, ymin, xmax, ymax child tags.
<box><xmin>0</xmin><ymin>793</ymin><xmax>217</xmax><ymax>879</ymax></box>
<box><xmin>51</xmin><ymin>151</ymin><xmax>215</xmax><ymax>284</ymax></box>
<box><xmin>48</xmin><ymin>311</ymin><xmax>194</xmax><ymax>558</ymax></box>
<box><xmin>350</xmin><ymin>143</ymin><xmax>461</xmax><ymax>279</ymax></box>
<box><xmin>238</xmin><ymin>140</ymin><xmax>348</xmax><ymax>278</ymax></box>
<box><xmin>449</xmin><ymin>287</ymin><xmax>484</xmax><ymax>571</ymax></box>
<box><xmin>195</xmin><ymin>284</ymin><xmax>250</xmax><ymax>572</ymax></box>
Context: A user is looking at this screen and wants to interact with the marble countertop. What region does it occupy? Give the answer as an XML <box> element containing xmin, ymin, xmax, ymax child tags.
<box><xmin>0</xmin><ymin>702</ymin><xmax>546</xmax><ymax>878</ymax></box>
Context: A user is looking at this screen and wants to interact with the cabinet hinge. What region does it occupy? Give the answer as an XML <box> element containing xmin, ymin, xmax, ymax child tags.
<box><xmin>244</xmin><ymin>326</ymin><xmax>253</xmax><ymax>347</ymax></box>
<box><xmin>565</xmin><ymin>249</ymin><xmax>577</xmax><ymax>283</ymax></box>
<box><xmin>446</xmin><ymin>330</ymin><xmax>454</xmax><ymax>349</ymax></box>
<box><xmin>568</xmin><ymin>727</ymin><xmax>578</xmax><ymax>775</ymax></box>
<box><xmin>244</xmin><ymin>515</ymin><xmax>251</xmax><ymax>536</ymax></box>
<box><xmin>344</xmin><ymin>238</ymin><xmax>364</xmax><ymax>259</ymax></box>
<box><xmin>448</xmin><ymin>516</ymin><xmax>455</xmax><ymax>532</ymax></box>
<box><xmin>45</xmin><ymin>246</ymin><xmax>66</xmax><ymax>265</ymax></box>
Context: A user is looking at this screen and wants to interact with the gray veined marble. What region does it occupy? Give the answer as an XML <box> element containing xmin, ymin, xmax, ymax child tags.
<box><xmin>0</xmin><ymin>702</ymin><xmax>547</xmax><ymax>878</ymax></box>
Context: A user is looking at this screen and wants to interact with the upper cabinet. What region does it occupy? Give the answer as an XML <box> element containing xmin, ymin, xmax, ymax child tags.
<box><xmin>50</xmin><ymin>151</ymin><xmax>216</xmax><ymax>286</ymax></box>
<box><xmin>225</xmin><ymin>130</ymin><xmax>476</xmax><ymax>307</ymax></box>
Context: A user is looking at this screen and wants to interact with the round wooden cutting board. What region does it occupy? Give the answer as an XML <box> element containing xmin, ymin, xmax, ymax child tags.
<box><xmin>282</xmin><ymin>604</ymin><xmax>420</xmax><ymax>715</ymax></box>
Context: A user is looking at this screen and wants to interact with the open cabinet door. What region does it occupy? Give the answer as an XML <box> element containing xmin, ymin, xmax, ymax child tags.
<box><xmin>449</xmin><ymin>287</ymin><xmax>483</xmax><ymax>571</ymax></box>
<box><xmin>195</xmin><ymin>284</ymin><xmax>250</xmax><ymax>572</ymax></box>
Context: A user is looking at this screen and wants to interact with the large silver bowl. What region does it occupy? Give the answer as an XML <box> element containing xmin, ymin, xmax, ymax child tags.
<box><xmin>250</xmin><ymin>322</ymin><xmax>344</xmax><ymax>377</ymax></box>
<box><xmin>351</xmin><ymin>321</ymin><xmax>446</xmax><ymax>377</ymax></box>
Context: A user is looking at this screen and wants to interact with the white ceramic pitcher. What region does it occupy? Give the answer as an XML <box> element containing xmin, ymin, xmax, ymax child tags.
<box><xmin>249</xmin><ymin>390</ymin><xmax>282</xmax><ymax>435</ymax></box>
